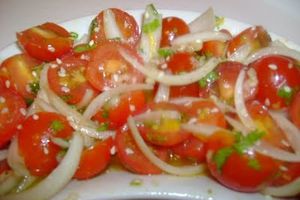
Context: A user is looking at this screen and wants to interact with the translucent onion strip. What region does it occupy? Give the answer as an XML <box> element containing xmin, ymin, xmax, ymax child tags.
<box><xmin>210</xmin><ymin>95</ymin><xmax>236</xmax><ymax>113</ymax></box>
<box><xmin>262</xmin><ymin>176</ymin><xmax>300</xmax><ymax>197</ymax></box>
<box><xmin>154</xmin><ymin>83</ymin><xmax>170</xmax><ymax>103</ymax></box>
<box><xmin>169</xmin><ymin>97</ymin><xmax>205</xmax><ymax>106</ymax></box>
<box><xmin>181</xmin><ymin>123</ymin><xmax>226</xmax><ymax>137</ymax></box>
<box><xmin>188</xmin><ymin>7</ymin><xmax>215</xmax><ymax>33</ymax></box>
<box><xmin>83</xmin><ymin>84</ymin><xmax>153</xmax><ymax>119</ymax></box>
<box><xmin>128</xmin><ymin>116</ymin><xmax>203</xmax><ymax>176</ymax></box>
<box><xmin>134</xmin><ymin>110</ymin><xmax>181</xmax><ymax>122</ymax></box>
<box><xmin>228</xmin><ymin>44</ymin><xmax>252</xmax><ymax>63</ymax></box>
<box><xmin>3</xmin><ymin>133</ymin><xmax>83</xmax><ymax>200</ymax></box>
<box><xmin>103</xmin><ymin>9</ymin><xmax>124</xmax><ymax>40</ymax></box>
<box><xmin>0</xmin><ymin>172</ymin><xmax>21</xmax><ymax>196</ymax></box>
<box><xmin>234</xmin><ymin>69</ymin><xmax>256</xmax><ymax>130</ymax></box>
<box><xmin>269</xmin><ymin>111</ymin><xmax>300</xmax><ymax>154</ymax></box>
<box><xmin>0</xmin><ymin>150</ymin><xmax>8</xmax><ymax>161</ymax></box>
<box><xmin>120</xmin><ymin>49</ymin><xmax>220</xmax><ymax>86</ymax></box>
<box><xmin>76</xmin><ymin>89</ymin><xmax>95</xmax><ymax>109</ymax></box>
<box><xmin>225</xmin><ymin>115</ymin><xmax>249</xmax><ymax>135</ymax></box>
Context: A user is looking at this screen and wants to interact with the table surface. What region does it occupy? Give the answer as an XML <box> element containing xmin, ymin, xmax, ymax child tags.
<box><xmin>0</xmin><ymin>0</ymin><xmax>300</xmax><ymax>50</ymax></box>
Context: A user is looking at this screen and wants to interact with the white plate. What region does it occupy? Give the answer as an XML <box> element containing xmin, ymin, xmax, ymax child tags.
<box><xmin>1</xmin><ymin>9</ymin><xmax>298</xmax><ymax>200</ymax></box>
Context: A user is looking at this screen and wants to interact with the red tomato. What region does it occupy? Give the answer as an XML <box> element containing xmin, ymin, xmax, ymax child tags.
<box><xmin>207</xmin><ymin>131</ymin><xmax>279</xmax><ymax>192</ymax></box>
<box><xmin>170</xmin><ymin>83</ymin><xmax>200</xmax><ymax>98</ymax></box>
<box><xmin>217</xmin><ymin>61</ymin><xmax>257</xmax><ymax>103</ymax></box>
<box><xmin>90</xmin><ymin>8</ymin><xmax>140</xmax><ymax>47</ymax></box>
<box><xmin>227</xmin><ymin>26</ymin><xmax>271</xmax><ymax>56</ymax></box>
<box><xmin>74</xmin><ymin>138</ymin><xmax>113</xmax><ymax>180</ymax></box>
<box><xmin>115</xmin><ymin>125</ymin><xmax>163</xmax><ymax>174</ymax></box>
<box><xmin>289</xmin><ymin>91</ymin><xmax>300</xmax><ymax>128</ymax></box>
<box><xmin>0</xmin><ymin>88</ymin><xmax>26</xmax><ymax>148</ymax></box>
<box><xmin>171</xmin><ymin>136</ymin><xmax>206</xmax><ymax>163</ymax></box>
<box><xmin>251</xmin><ymin>55</ymin><xmax>300</xmax><ymax>109</ymax></box>
<box><xmin>0</xmin><ymin>159</ymin><xmax>10</xmax><ymax>174</ymax></box>
<box><xmin>0</xmin><ymin>53</ymin><xmax>42</xmax><ymax>100</ymax></box>
<box><xmin>86</xmin><ymin>41</ymin><xmax>145</xmax><ymax>91</ymax></box>
<box><xmin>93</xmin><ymin>90</ymin><xmax>147</xmax><ymax>129</ymax></box>
<box><xmin>48</xmin><ymin>54</ymin><xmax>97</xmax><ymax>105</ymax></box>
<box><xmin>271</xmin><ymin>162</ymin><xmax>300</xmax><ymax>187</ymax></box>
<box><xmin>18</xmin><ymin>112</ymin><xmax>73</xmax><ymax>176</ymax></box>
<box><xmin>17</xmin><ymin>22</ymin><xmax>73</xmax><ymax>61</ymax></box>
<box><xmin>160</xmin><ymin>17</ymin><xmax>190</xmax><ymax>47</ymax></box>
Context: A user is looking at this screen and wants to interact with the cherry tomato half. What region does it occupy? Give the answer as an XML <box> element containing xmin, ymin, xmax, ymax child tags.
<box><xmin>289</xmin><ymin>91</ymin><xmax>300</xmax><ymax>129</ymax></box>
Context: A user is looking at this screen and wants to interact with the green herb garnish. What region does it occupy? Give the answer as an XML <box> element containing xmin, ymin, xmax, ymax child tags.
<box><xmin>158</xmin><ymin>48</ymin><xmax>174</xmax><ymax>58</ymax></box>
<box><xmin>97</xmin><ymin>122</ymin><xmax>109</xmax><ymax>131</ymax></box>
<box><xmin>50</xmin><ymin>120</ymin><xmax>65</xmax><ymax>132</ymax></box>
<box><xmin>248</xmin><ymin>159</ymin><xmax>261</xmax><ymax>170</ymax></box>
<box><xmin>74</xmin><ymin>43</ymin><xmax>95</xmax><ymax>53</ymax></box>
<box><xmin>29</xmin><ymin>82</ymin><xmax>40</xmax><ymax>95</ymax></box>
<box><xmin>198</xmin><ymin>71</ymin><xmax>219</xmax><ymax>88</ymax></box>
<box><xmin>70</xmin><ymin>32</ymin><xmax>79</xmax><ymax>40</ymax></box>
<box><xmin>277</xmin><ymin>85</ymin><xmax>294</xmax><ymax>104</ymax></box>
<box><xmin>142</xmin><ymin>19</ymin><xmax>160</xmax><ymax>33</ymax></box>
<box><xmin>213</xmin><ymin>147</ymin><xmax>233</xmax><ymax>171</ymax></box>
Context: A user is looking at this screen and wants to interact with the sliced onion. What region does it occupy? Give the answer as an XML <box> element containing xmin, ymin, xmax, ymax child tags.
<box><xmin>103</xmin><ymin>9</ymin><xmax>124</xmax><ymax>40</ymax></box>
<box><xmin>0</xmin><ymin>172</ymin><xmax>21</xmax><ymax>196</ymax></box>
<box><xmin>120</xmin><ymin>49</ymin><xmax>220</xmax><ymax>86</ymax></box>
<box><xmin>254</xmin><ymin>141</ymin><xmax>300</xmax><ymax>162</ymax></box>
<box><xmin>73</xmin><ymin>34</ymin><xmax>89</xmax><ymax>46</ymax></box>
<box><xmin>210</xmin><ymin>95</ymin><xmax>236</xmax><ymax>113</ymax></box>
<box><xmin>228</xmin><ymin>44</ymin><xmax>252</xmax><ymax>63</ymax></box>
<box><xmin>245</xmin><ymin>46</ymin><xmax>300</xmax><ymax>64</ymax></box>
<box><xmin>234</xmin><ymin>68</ymin><xmax>256</xmax><ymax>130</ymax></box>
<box><xmin>3</xmin><ymin>133</ymin><xmax>83</xmax><ymax>200</ymax></box>
<box><xmin>269</xmin><ymin>111</ymin><xmax>300</xmax><ymax>153</ymax></box>
<box><xmin>83</xmin><ymin>83</ymin><xmax>153</xmax><ymax>119</ymax></box>
<box><xmin>134</xmin><ymin>110</ymin><xmax>181</xmax><ymax>122</ymax></box>
<box><xmin>171</xmin><ymin>31</ymin><xmax>230</xmax><ymax>49</ymax></box>
<box><xmin>14</xmin><ymin>175</ymin><xmax>37</xmax><ymax>193</ymax></box>
<box><xmin>50</xmin><ymin>137</ymin><xmax>69</xmax><ymax>149</ymax></box>
<box><xmin>169</xmin><ymin>97</ymin><xmax>205</xmax><ymax>106</ymax></box>
<box><xmin>154</xmin><ymin>83</ymin><xmax>170</xmax><ymax>103</ymax></box>
<box><xmin>262</xmin><ymin>176</ymin><xmax>300</xmax><ymax>197</ymax></box>
<box><xmin>224</xmin><ymin>115</ymin><xmax>250</xmax><ymax>135</ymax></box>
<box><xmin>128</xmin><ymin>116</ymin><xmax>203</xmax><ymax>176</ymax></box>
<box><xmin>76</xmin><ymin>89</ymin><xmax>95</xmax><ymax>109</ymax></box>
<box><xmin>0</xmin><ymin>150</ymin><xmax>8</xmax><ymax>161</ymax></box>
<box><xmin>181</xmin><ymin>123</ymin><xmax>226</xmax><ymax>137</ymax></box>
<box><xmin>188</xmin><ymin>7</ymin><xmax>215</xmax><ymax>33</ymax></box>
<box><xmin>35</xmin><ymin>98</ymin><xmax>58</xmax><ymax>113</ymax></box>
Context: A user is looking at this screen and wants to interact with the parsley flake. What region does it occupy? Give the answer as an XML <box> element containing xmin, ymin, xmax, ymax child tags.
<box><xmin>50</xmin><ymin>120</ymin><xmax>65</xmax><ymax>132</ymax></box>
<box><xmin>213</xmin><ymin>147</ymin><xmax>233</xmax><ymax>171</ymax></box>
<box><xmin>142</xmin><ymin>19</ymin><xmax>160</xmax><ymax>33</ymax></box>
<box><xmin>198</xmin><ymin>71</ymin><xmax>219</xmax><ymax>88</ymax></box>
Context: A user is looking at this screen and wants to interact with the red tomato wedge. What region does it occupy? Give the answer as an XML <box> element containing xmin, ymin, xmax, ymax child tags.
<box><xmin>74</xmin><ymin>138</ymin><xmax>113</xmax><ymax>180</ymax></box>
<box><xmin>289</xmin><ymin>91</ymin><xmax>300</xmax><ymax>129</ymax></box>
<box><xmin>0</xmin><ymin>53</ymin><xmax>42</xmax><ymax>100</ymax></box>
<box><xmin>48</xmin><ymin>54</ymin><xmax>97</xmax><ymax>105</ymax></box>
<box><xmin>18</xmin><ymin>112</ymin><xmax>73</xmax><ymax>176</ymax></box>
<box><xmin>0</xmin><ymin>88</ymin><xmax>26</xmax><ymax>148</ymax></box>
<box><xmin>90</xmin><ymin>8</ymin><xmax>140</xmax><ymax>47</ymax></box>
<box><xmin>86</xmin><ymin>41</ymin><xmax>145</xmax><ymax>91</ymax></box>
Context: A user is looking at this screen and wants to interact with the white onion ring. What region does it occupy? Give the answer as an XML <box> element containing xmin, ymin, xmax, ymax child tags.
<box><xmin>83</xmin><ymin>83</ymin><xmax>153</xmax><ymax>119</ymax></box>
<box><xmin>0</xmin><ymin>150</ymin><xmax>8</xmax><ymax>161</ymax></box>
<box><xmin>76</xmin><ymin>89</ymin><xmax>95</xmax><ymax>109</ymax></box>
<box><xmin>3</xmin><ymin>133</ymin><xmax>83</xmax><ymax>200</ymax></box>
<box><xmin>228</xmin><ymin>44</ymin><xmax>252</xmax><ymax>63</ymax></box>
<box><xmin>188</xmin><ymin>7</ymin><xmax>215</xmax><ymax>33</ymax></box>
<box><xmin>210</xmin><ymin>95</ymin><xmax>236</xmax><ymax>113</ymax></box>
<box><xmin>120</xmin><ymin>49</ymin><xmax>220</xmax><ymax>86</ymax></box>
<box><xmin>169</xmin><ymin>97</ymin><xmax>205</xmax><ymax>106</ymax></box>
<box><xmin>134</xmin><ymin>110</ymin><xmax>181</xmax><ymax>122</ymax></box>
<box><xmin>224</xmin><ymin>115</ymin><xmax>249</xmax><ymax>135</ymax></box>
<box><xmin>262</xmin><ymin>176</ymin><xmax>300</xmax><ymax>197</ymax></box>
<box><xmin>35</xmin><ymin>98</ymin><xmax>58</xmax><ymax>113</ymax></box>
<box><xmin>103</xmin><ymin>9</ymin><xmax>124</xmax><ymax>40</ymax></box>
<box><xmin>154</xmin><ymin>83</ymin><xmax>170</xmax><ymax>103</ymax></box>
<box><xmin>269</xmin><ymin>111</ymin><xmax>300</xmax><ymax>153</ymax></box>
<box><xmin>234</xmin><ymin>68</ymin><xmax>256</xmax><ymax>130</ymax></box>
<box><xmin>181</xmin><ymin>123</ymin><xmax>226</xmax><ymax>137</ymax></box>
<box><xmin>127</xmin><ymin>116</ymin><xmax>204</xmax><ymax>176</ymax></box>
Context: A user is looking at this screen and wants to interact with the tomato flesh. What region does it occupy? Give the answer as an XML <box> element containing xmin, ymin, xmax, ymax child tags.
<box><xmin>289</xmin><ymin>91</ymin><xmax>300</xmax><ymax>129</ymax></box>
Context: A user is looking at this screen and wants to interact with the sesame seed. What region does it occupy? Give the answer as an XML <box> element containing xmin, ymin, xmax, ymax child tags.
<box><xmin>56</xmin><ymin>58</ymin><xmax>62</xmax><ymax>65</ymax></box>
<box><xmin>94</xmin><ymin>27</ymin><xmax>100</xmax><ymax>33</ymax></box>
<box><xmin>58</xmin><ymin>67</ymin><xmax>67</xmax><ymax>77</ymax></box>
<box><xmin>264</xmin><ymin>98</ymin><xmax>270</xmax><ymax>106</ymax></box>
<box><xmin>61</xmin><ymin>86</ymin><xmax>70</xmax><ymax>93</ymax></box>
<box><xmin>110</xmin><ymin>146</ymin><xmax>116</xmax><ymax>155</ymax></box>
<box><xmin>281</xmin><ymin>139</ymin><xmax>290</xmax><ymax>147</ymax></box>
<box><xmin>47</xmin><ymin>44</ymin><xmax>56</xmax><ymax>52</ymax></box>
<box><xmin>5</xmin><ymin>80</ymin><xmax>10</xmax><ymax>88</ymax></box>
<box><xmin>17</xmin><ymin>124</ymin><xmax>23</xmax><ymax>130</ymax></box>
<box><xmin>283</xmin><ymin>85</ymin><xmax>292</xmax><ymax>92</ymax></box>
<box><xmin>0</xmin><ymin>96</ymin><xmax>5</xmax><ymax>103</ymax></box>
<box><xmin>112</xmin><ymin>74</ymin><xmax>119</xmax><ymax>82</ymax></box>
<box><xmin>125</xmin><ymin>148</ymin><xmax>134</xmax><ymax>155</ymax></box>
<box><xmin>268</xmin><ymin>64</ymin><xmax>278</xmax><ymax>70</ymax></box>
<box><xmin>32</xmin><ymin>71</ymin><xmax>38</xmax><ymax>77</ymax></box>
<box><xmin>50</xmin><ymin>64</ymin><xmax>58</xmax><ymax>68</ymax></box>
<box><xmin>43</xmin><ymin>147</ymin><xmax>49</xmax><ymax>155</ymax></box>
<box><xmin>129</xmin><ymin>104</ymin><xmax>136</xmax><ymax>112</ymax></box>
<box><xmin>88</xmin><ymin>40</ymin><xmax>95</xmax><ymax>47</ymax></box>
<box><xmin>33</xmin><ymin>114</ymin><xmax>39</xmax><ymax>120</ymax></box>
<box><xmin>20</xmin><ymin>108</ymin><xmax>27</xmax><ymax>116</ymax></box>
<box><xmin>288</xmin><ymin>62</ymin><xmax>293</xmax><ymax>69</ymax></box>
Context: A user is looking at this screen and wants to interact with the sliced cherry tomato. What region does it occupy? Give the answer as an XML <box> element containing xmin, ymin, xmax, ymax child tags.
<box><xmin>227</xmin><ymin>26</ymin><xmax>271</xmax><ymax>56</ymax></box>
<box><xmin>217</xmin><ymin>61</ymin><xmax>257</xmax><ymax>104</ymax></box>
<box><xmin>48</xmin><ymin>54</ymin><xmax>97</xmax><ymax>105</ymax></box>
<box><xmin>86</xmin><ymin>41</ymin><xmax>145</xmax><ymax>91</ymax></box>
<box><xmin>0</xmin><ymin>53</ymin><xmax>42</xmax><ymax>100</ymax></box>
<box><xmin>289</xmin><ymin>91</ymin><xmax>300</xmax><ymax>128</ymax></box>
<box><xmin>207</xmin><ymin>130</ymin><xmax>279</xmax><ymax>192</ymax></box>
<box><xmin>0</xmin><ymin>159</ymin><xmax>10</xmax><ymax>174</ymax></box>
<box><xmin>18</xmin><ymin>112</ymin><xmax>73</xmax><ymax>176</ymax></box>
<box><xmin>90</xmin><ymin>8</ymin><xmax>140</xmax><ymax>47</ymax></box>
<box><xmin>93</xmin><ymin>90</ymin><xmax>147</xmax><ymax>129</ymax></box>
<box><xmin>74</xmin><ymin>138</ymin><xmax>113</xmax><ymax>180</ymax></box>
<box><xmin>17</xmin><ymin>22</ymin><xmax>73</xmax><ymax>61</ymax></box>
<box><xmin>170</xmin><ymin>83</ymin><xmax>200</xmax><ymax>98</ymax></box>
<box><xmin>271</xmin><ymin>162</ymin><xmax>300</xmax><ymax>187</ymax></box>
<box><xmin>171</xmin><ymin>136</ymin><xmax>206</xmax><ymax>163</ymax></box>
<box><xmin>115</xmin><ymin>125</ymin><xmax>163</xmax><ymax>174</ymax></box>
<box><xmin>0</xmin><ymin>88</ymin><xmax>26</xmax><ymax>148</ymax></box>
<box><xmin>160</xmin><ymin>17</ymin><xmax>190</xmax><ymax>47</ymax></box>
<box><xmin>251</xmin><ymin>55</ymin><xmax>300</xmax><ymax>109</ymax></box>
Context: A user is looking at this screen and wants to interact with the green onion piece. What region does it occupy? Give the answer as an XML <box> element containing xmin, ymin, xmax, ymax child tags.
<box><xmin>50</xmin><ymin>120</ymin><xmax>65</xmax><ymax>132</ymax></box>
<box><xmin>233</xmin><ymin>130</ymin><xmax>265</xmax><ymax>154</ymax></box>
<box><xmin>70</xmin><ymin>32</ymin><xmax>79</xmax><ymax>40</ymax></box>
<box><xmin>142</xmin><ymin>18</ymin><xmax>160</xmax><ymax>33</ymax></box>
<box><xmin>248</xmin><ymin>158</ymin><xmax>261</xmax><ymax>170</ymax></box>
<box><xmin>97</xmin><ymin>122</ymin><xmax>109</xmax><ymax>131</ymax></box>
<box><xmin>213</xmin><ymin>147</ymin><xmax>233</xmax><ymax>172</ymax></box>
<box><xmin>158</xmin><ymin>48</ymin><xmax>173</xmax><ymax>58</ymax></box>
<box><xmin>198</xmin><ymin>71</ymin><xmax>219</xmax><ymax>88</ymax></box>
<box><xmin>29</xmin><ymin>82</ymin><xmax>40</xmax><ymax>95</ymax></box>
<box><xmin>277</xmin><ymin>85</ymin><xmax>294</xmax><ymax>104</ymax></box>
<box><xmin>74</xmin><ymin>43</ymin><xmax>95</xmax><ymax>53</ymax></box>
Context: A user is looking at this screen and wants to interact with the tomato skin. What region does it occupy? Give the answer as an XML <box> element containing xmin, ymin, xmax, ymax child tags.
<box><xmin>115</xmin><ymin>125</ymin><xmax>163</xmax><ymax>174</ymax></box>
<box><xmin>0</xmin><ymin>88</ymin><xmax>26</xmax><ymax>148</ymax></box>
<box><xmin>166</xmin><ymin>52</ymin><xmax>195</xmax><ymax>74</ymax></box>
<box><xmin>207</xmin><ymin>131</ymin><xmax>279</xmax><ymax>192</ymax></box>
<box><xmin>160</xmin><ymin>17</ymin><xmax>190</xmax><ymax>47</ymax></box>
<box><xmin>18</xmin><ymin>112</ymin><xmax>73</xmax><ymax>176</ymax></box>
<box><xmin>74</xmin><ymin>138</ymin><xmax>113</xmax><ymax>180</ymax></box>
<box><xmin>227</xmin><ymin>26</ymin><xmax>271</xmax><ymax>56</ymax></box>
<box><xmin>0</xmin><ymin>159</ymin><xmax>11</xmax><ymax>174</ymax></box>
<box><xmin>251</xmin><ymin>55</ymin><xmax>300</xmax><ymax>109</ymax></box>
<box><xmin>271</xmin><ymin>162</ymin><xmax>300</xmax><ymax>187</ymax></box>
<box><xmin>93</xmin><ymin>90</ymin><xmax>147</xmax><ymax>129</ymax></box>
<box><xmin>0</xmin><ymin>53</ymin><xmax>42</xmax><ymax>99</ymax></box>
<box><xmin>170</xmin><ymin>83</ymin><xmax>200</xmax><ymax>98</ymax></box>
<box><xmin>48</xmin><ymin>54</ymin><xmax>97</xmax><ymax>105</ymax></box>
<box><xmin>17</xmin><ymin>22</ymin><xmax>73</xmax><ymax>61</ymax></box>
<box><xmin>289</xmin><ymin>91</ymin><xmax>300</xmax><ymax>128</ymax></box>
<box><xmin>90</xmin><ymin>8</ymin><xmax>140</xmax><ymax>47</ymax></box>
<box><xmin>86</xmin><ymin>41</ymin><xmax>145</xmax><ymax>91</ymax></box>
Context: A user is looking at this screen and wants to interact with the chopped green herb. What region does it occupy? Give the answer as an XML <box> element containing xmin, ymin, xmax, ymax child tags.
<box><xmin>25</xmin><ymin>98</ymin><xmax>34</xmax><ymax>106</ymax></box>
<box><xmin>142</xmin><ymin>19</ymin><xmax>160</xmax><ymax>33</ymax></box>
<box><xmin>248</xmin><ymin>158</ymin><xmax>261</xmax><ymax>170</ymax></box>
<box><xmin>89</xmin><ymin>18</ymin><xmax>98</xmax><ymax>35</ymax></box>
<box><xmin>277</xmin><ymin>85</ymin><xmax>294</xmax><ymax>104</ymax></box>
<box><xmin>97</xmin><ymin>122</ymin><xmax>109</xmax><ymax>131</ymax></box>
<box><xmin>70</xmin><ymin>32</ymin><xmax>79</xmax><ymax>40</ymax></box>
<box><xmin>130</xmin><ymin>178</ymin><xmax>143</xmax><ymax>186</ymax></box>
<box><xmin>158</xmin><ymin>48</ymin><xmax>173</xmax><ymax>58</ymax></box>
<box><xmin>50</xmin><ymin>120</ymin><xmax>65</xmax><ymax>132</ymax></box>
<box><xmin>101</xmin><ymin>110</ymin><xmax>109</xmax><ymax>119</ymax></box>
<box><xmin>74</xmin><ymin>43</ymin><xmax>95</xmax><ymax>53</ymax></box>
<box><xmin>29</xmin><ymin>82</ymin><xmax>40</xmax><ymax>95</ymax></box>
<box><xmin>198</xmin><ymin>71</ymin><xmax>219</xmax><ymax>88</ymax></box>
<box><xmin>233</xmin><ymin>130</ymin><xmax>265</xmax><ymax>154</ymax></box>
<box><xmin>215</xmin><ymin>16</ymin><xmax>225</xmax><ymax>30</ymax></box>
<box><xmin>213</xmin><ymin>147</ymin><xmax>233</xmax><ymax>171</ymax></box>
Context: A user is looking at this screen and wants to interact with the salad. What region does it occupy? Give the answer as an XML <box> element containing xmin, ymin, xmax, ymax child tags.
<box><xmin>0</xmin><ymin>4</ymin><xmax>300</xmax><ymax>200</ymax></box>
